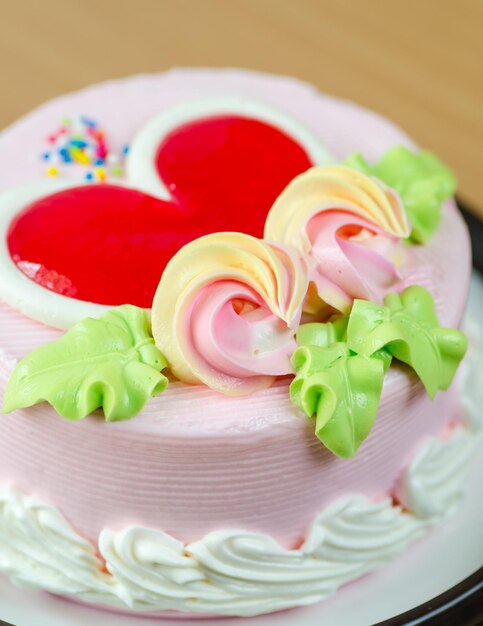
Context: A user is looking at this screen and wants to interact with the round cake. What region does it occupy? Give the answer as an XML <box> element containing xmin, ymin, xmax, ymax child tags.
<box><xmin>0</xmin><ymin>68</ymin><xmax>476</xmax><ymax>618</ymax></box>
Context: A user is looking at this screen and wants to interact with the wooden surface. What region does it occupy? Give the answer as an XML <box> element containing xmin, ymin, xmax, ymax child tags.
<box><xmin>0</xmin><ymin>0</ymin><xmax>481</xmax><ymax>217</ymax></box>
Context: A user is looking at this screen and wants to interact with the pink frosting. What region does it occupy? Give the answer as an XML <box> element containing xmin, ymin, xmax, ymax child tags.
<box><xmin>0</xmin><ymin>69</ymin><xmax>472</xmax><ymax>549</ymax></box>
<box><xmin>191</xmin><ymin>281</ymin><xmax>296</xmax><ymax>378</ymax></box>
<box><xmin>264</xmin><ymin>166</ymin><xmax>411</xmax><ymax>313</ymax></box>
<box><xmin>157</xmin><ymin>235</ymin><xmax>310</xmax><ymax>393</ymax></box>
<box><xmin>309</xmin><ymin>211</ymin><xmax>405</xmax><ymax>308</ymax></box>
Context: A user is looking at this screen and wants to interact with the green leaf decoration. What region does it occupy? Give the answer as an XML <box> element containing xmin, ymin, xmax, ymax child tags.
<box><xmin>291</xmin><ymin>343</ymin><xmax>388</xmax><ymax>459</ymax></box>
<box><xmin>296</xmin><ymin>316</ymin><xmax>348</xmax><ymax>348</ymax></box>
<box><xmin>3</xmin><ymin>305</ymin><xmax>168</xmax><ymax>421</ymax></box>
<box><xmin>347</xmin><ymin>286</ymin><xmax>467</xmax><ymax>399</ymax></box>
<box><xmin>345</xmin><ymin>147</ymin><xmax>457</xmax><ymax>244</ymax></box>
<box><xmin>290</xmin><ymin>285</ymin><xmax>466</xmax><ymax>459</ymax></box>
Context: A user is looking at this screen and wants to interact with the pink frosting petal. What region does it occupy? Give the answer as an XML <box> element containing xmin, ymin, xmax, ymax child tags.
<box><xmin>191</xmin><ymin>281</ymin><xmax>296</xmax><ymax>379</ymax></box>
<box><xmin>308</xmin><ymin>211</ymin><xmax>405</xmax><ymax>311</ymax></box>
<box><xmin>152</xmin><ymin>232</ymin><xmax>309</xmax><ymax>395</ymax></box>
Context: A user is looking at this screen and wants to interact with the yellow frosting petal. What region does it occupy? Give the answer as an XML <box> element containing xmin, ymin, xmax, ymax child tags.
<box><xmin>151</xmin><ymin>232</ymin><xmax>309</xmax><ymax>394</ymax></box>
<box><xmin>264</xmin><ymin>165</ymin><xmax>410</xmax><ymax>253</ymax></box>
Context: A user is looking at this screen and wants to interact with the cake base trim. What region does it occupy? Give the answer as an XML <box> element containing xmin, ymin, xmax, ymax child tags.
<box><xmin>1</xmin><ymin>421</ymin><xmax>480</xmax><ymax>617</ymax></box>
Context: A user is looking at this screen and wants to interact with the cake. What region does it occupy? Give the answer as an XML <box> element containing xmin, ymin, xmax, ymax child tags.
<box><xmin>0</xmin><ymin>69</ymin><xmax>478</xmax><ymax>618</ymax></box>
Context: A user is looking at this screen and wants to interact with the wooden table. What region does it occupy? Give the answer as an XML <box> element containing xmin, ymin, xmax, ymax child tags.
<box><xmin>0</xmin><ymin>0</ymin><xmax>481</xmax><ymax>216</ymax></box>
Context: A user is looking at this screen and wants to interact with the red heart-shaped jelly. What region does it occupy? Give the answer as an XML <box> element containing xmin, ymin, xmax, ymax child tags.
<box><xmin>7</xmin><ymin>115</ymin><xmax>313</xmax><ymax>308</ymax></box>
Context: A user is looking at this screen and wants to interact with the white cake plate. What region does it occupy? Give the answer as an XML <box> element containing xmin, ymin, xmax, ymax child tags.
<box><xmin>1</xmin><ymin>273</ymin><xmax>482</xmax><ymax>626</ymax></box>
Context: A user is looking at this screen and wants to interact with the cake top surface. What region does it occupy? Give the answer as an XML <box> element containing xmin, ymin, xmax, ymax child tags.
<box><xmin>0</xmin><ymin>68</ymin><xmax>471</xmax><ymax>442</ymax></box>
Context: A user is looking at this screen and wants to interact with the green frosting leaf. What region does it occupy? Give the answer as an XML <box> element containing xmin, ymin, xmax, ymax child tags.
<box><xmin>345</xmin><ymin>147</ymin><xmax>457</xmax><ymax>243</ymax></box>
<box><xmin>291</xmin><ymin>343</ymin><xmax>389</xmax><ymax>459</ymax></box>
<box><xmin>347</xmin><ymin>285</ymin><xmax>467</xmax><ymax>399</ymax></box>
<box><xmin>3</xmin><ymin>305</ymin><xmax>168</xmax><ymax>421</ymax></box>
<box><xmin>290</xmin><ymin>285</ymin><xmax>466</xmax><ymax>459</ymax></box>
<box><xmin>296</xmin><ymin>316</ymin><xmax>348</xmax><ymax>348</ymax></box>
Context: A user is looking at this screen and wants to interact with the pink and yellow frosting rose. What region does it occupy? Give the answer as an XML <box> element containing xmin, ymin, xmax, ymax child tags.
<box><xmin>151</xmin><ymin>232</ymin><xmax>309</xmax><ymax>395</ymax></box>
<box><xmin>264</xmin><ymin>165</ymin><xmax>410</xmax><ymax>313</ymax></box>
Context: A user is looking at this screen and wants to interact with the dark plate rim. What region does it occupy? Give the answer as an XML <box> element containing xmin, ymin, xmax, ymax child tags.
<box><xmin>459</xmin><ymin>197</ymin><xmax>483</xmax><ymax>274</ymax></box>
<box><xmin>375</xmin><ymin>566</ymin><xmax>483</xmax><ymax>626</ymax></box>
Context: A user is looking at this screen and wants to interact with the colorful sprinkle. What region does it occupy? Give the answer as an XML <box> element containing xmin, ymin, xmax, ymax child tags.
<box><xmin>80</xmin><ymin>115</ymin><xmax>97</xmax><ymax>128</ymax></box>
<box><xmin>96</xmin><ymin>144</ymin><xmax>107</xmax><ymax>160</ymax></box>
<box><xmin>71</xmin><ymin>147</ymin><xmax>89</xmax><ymax>165</ymax></box>
<box><xmin>95</xmin><ymin>167</ymin><xmax>106</xmax><ymax>182</ymax></box>
<box><xmin>59</xmin><ymin>147</ymin><xmax>72</xmax><ymax>164</ymax></box>
<box><xmin>39</xmin><ymin>116</ymin><xmax>128</xmax><ymax>182</ymax></box>
<box><xmin>70</xmin><ymin>139</ymin><xmax>88</xmax><ymax>149</ymax></box>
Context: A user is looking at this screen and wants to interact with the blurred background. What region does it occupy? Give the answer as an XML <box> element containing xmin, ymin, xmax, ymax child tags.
<box><xmin>0</xmin><ymin>0</ymin><xmax>481</xmax><ymax>217</ymax></box>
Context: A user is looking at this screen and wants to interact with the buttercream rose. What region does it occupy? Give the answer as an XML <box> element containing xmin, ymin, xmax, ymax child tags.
<box><xmin>151</xmin><ymin>232</ymin><xmax>309</xmax><ymax>395</ymax></box>
<box><xmin>264</xmin><ymin>165</ymin><xmax>411</xmax><ymax>313</ymax></box>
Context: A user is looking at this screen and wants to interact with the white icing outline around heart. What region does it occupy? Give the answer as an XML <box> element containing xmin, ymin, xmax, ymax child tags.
<box><xmin>0</xmin><ymin>98</ymin><xmax>333</xmax><ymax>329</ymax></box>
<box><xmin>0</xmin><ymin>180</ymin><xmax>117</xmax><ymax>329</ymax></box>
<box><xmin>126</xmin><ymin>97</ymin><xmax>334</xmax><ymax>198</ymax></box>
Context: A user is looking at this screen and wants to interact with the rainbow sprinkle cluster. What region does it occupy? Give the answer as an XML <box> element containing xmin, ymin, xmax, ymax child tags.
<box><xmin>41</xmin><ymin>116</ymin><xmax>129</xmax><ymax>182</ymax></box>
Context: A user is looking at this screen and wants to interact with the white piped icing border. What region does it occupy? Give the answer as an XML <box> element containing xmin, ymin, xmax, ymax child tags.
<box><xmin>0</xmin><ymin>180</ymin><xmax>117</xmax><ymax>329</ymax></box>
<box><xmin>0</xmin><ymin>412</ymin><xmax>480</xmax><ymax>616</ymax></box>
<box><xmin>0</xmin><ymin>488</ymin><xmax>430</xmax><ymax>616</ymax></box>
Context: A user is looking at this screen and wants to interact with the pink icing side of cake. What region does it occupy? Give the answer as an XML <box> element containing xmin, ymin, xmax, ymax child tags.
<box><xmin>0</xmin><ymin>69</ymin><xmax>471</xmax><ymax>549</ymax></box>
<box><xmin>0</xmin><ymin>365</ymin><xmax>461</xmax><ymax>549</ymax></box>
